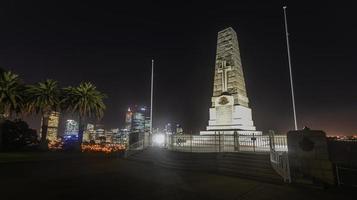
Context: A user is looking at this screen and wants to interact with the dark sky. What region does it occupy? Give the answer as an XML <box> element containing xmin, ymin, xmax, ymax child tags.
<box><xmin>0</xmin><ymin>1</ymin><xmax>356</xmax><ymax>135</ymax></box>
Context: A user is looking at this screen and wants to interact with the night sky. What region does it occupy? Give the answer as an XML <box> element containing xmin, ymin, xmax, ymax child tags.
<box><xmin>0</xmin><ymin>1</ymin><xmax>356</xmax><ymax>135</ymax></box>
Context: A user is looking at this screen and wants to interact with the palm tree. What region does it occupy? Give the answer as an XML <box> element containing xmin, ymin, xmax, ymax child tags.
<box><xmin>26</xmin><ymin>79</ymin><xmax>60</xmax><ymax>149</ymax></box>
<box><xmin>62</xmin><ymin>82</ymin><xmax>106</xmax><ymax>149</ymax></box>
<box><xmin>0</xmin><ymin>68</ymin><xmax>4</xmax><ymax>118</ymax></box>
<box><xmin>0</xmin><ymin>71</ymin><xmax>24</xmax><ymax>150</ymax></box>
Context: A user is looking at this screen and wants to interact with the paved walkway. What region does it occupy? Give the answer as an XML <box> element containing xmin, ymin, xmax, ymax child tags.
<box><xmin>0</xmin><ymin>153</ymin><xmax>354</xmax><ymax>200</ymax></box>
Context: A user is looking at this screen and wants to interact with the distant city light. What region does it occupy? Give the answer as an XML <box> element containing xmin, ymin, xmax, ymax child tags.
<box><xmin>65</xmin><ymin>119</ymin><xmax>79</xmax><ymax>135</ymax></box>
<box><xmin>63</xmin><ymin>134</ymin><xmax>78</xmax><ymax>140</ymax></box>
<box><xmin>153</xmin><ymin>134</ymin><xmax>165</xmax><ymax>145</ymax></box>
<box><xmin>81</xmin><ymin>144</ymin><xmax>125</xmax><ymax>153</ymax></box>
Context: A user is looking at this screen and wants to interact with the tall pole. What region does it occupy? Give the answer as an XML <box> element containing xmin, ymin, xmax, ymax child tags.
<box><xmin>283</xmin><ymin>6</ymin><xmax>298</xmax><ymax>130</ymax></box>
<box><xmin>150</xmin><ymin>59</ymin><xmax>154</xmax><ymax>135</ymax></box>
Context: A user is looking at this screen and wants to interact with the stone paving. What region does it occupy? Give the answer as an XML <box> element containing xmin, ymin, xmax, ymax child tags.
<box><xmin>0</xmin><ymin>153</ymin><xmax>354</xmax><ymax>200</ymax></box>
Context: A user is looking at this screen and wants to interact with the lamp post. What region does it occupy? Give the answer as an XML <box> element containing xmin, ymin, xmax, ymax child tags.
<box><xmin>150</xmin><ymin>59</ymin><xmax>154</xmax><ymax>135</ymax></box>
<box><xmin>283</xmin><ymin>6</ymin><xmax>298</xmax><ymax>130</ymax></box>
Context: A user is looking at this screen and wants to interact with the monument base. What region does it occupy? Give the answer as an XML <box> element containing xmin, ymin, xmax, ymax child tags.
<box><xmin>200</xmin><ymin>130</ymin><xmax>262</xmax><ymax>135</ymax></box>
<box><xmin>201</xmin><ymin>94</ymin><xmax>258</xmax><ymax>135</ymax></box>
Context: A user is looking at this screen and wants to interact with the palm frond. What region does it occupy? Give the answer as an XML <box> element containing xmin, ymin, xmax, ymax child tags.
<box><xmin>62</xmin><ymin>82</ymin><xmax>106</xmax><ymax>120</ymax></box>
<box><xmin>0</xmin><ymin>71</ymin><xmax>25</xmax><ymax>117</ymax></box>
<box><xmin>25</xmin><ymin>79</ymin><xmax>60</xmax><ymax>115</ymax></box>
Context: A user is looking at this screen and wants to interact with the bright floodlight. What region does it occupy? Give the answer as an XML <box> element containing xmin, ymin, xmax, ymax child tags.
<box><xmin>153</xmin><ymin>134</ymin><xmax>165</xmax><ymax>145</ymax></box>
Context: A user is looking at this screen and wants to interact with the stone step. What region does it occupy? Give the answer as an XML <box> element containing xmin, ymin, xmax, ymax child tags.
<box><xmin>157</xmin><ymin>160</ymin><xmax>215</xmax><ymax>171</ymax></box>
<box><xmin>156</xmin><ymin>160</ymin><xmax>282</xmax><ymax>184</ymax></box>
<box><xmin>159</xmin><ymin>154</ymin><xmax>272</xmax><ymax>167</ymax></box>
<box><xmin>127</xmin><ymin>157</ymin><xmax>155</xmax><ymax>164</ymax></box>
<box><xmin>218</xmin><ymin>165</ymin><xmax>279</xmax><ymax>177</ymax></box>
<box><xmin>126</xmin><ymin>148</ymin><xmax>284</xmax><ymax>184</ymax></box>
<box><xmin>131</xmin><ymin>149</ymin><xmax>272</xmax><ymax>165</ymax></box>
<box><xmin>161</xmin><ymin>152</ymin><xmax>270</xmax><ymax>161</ymax></box>
<box><xmin>156</xmin><ymin>157</ymin><xmax>272</xmax><ymax>169</ymax></box>
<box><xmin>156</xmin><ymin>158</ymin><xmax>275</xmax><ymax>175</ymax></box>
<box><xmin>221</xmin><ymin>153</ymin><xmax>271</xmax><ymax>161</ymax></box>
<box><xmin>159</xmin><ymin>162</ymin><xmax>275</xmax><ymax>176</ymax></box>
<box><xmin>219</xmin><ymin>166</ymin><xmax>281</xmax><ymax>177</ymax></box>
<box><xmin>161</xmin><ymin>154</ymin><xmax>269</xmax><ymax>161</ymax></box>
<box><xmin>218</xmin><ymin>159</ymin><xmax>272</xmax><ymax>167</ymax></box>
<box><xmin>132</xmin><ymin>154</ymin><xmax>271</xmax><ymax>168</ymax></box>
<box><xmin>218</xmin><ymin>168</ymin><xmax>283</xmax><ymax>184</ymax></box>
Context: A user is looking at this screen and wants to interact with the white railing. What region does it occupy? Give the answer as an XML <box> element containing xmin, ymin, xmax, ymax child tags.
<box><xmin>335</xmin><ymin>164</ymin><xmax>357</xmax><ymax>187</ymax></box>
<box><xmin>166</xmin><ymin>134</ymin><xmax>288</xmax><ymax>153</ymax></box>
<box><xmin>128</xmin><ymin>132</ymin><xmax>291</xmax><ymax>182</ymax></box>
<box><xmin>124</xmin><ymin>140</ymin><xmax>144</xmax><ymax>158</ymax></box>
<box><xmin>270</xmin><ymin>150</ymin><xmax>291</xmax><ymax>182</ymax></box>
<box><xmin>124</xmin><ymin>132</ymin><xmax>151</xmax><ymax>158</ymax></box>
<box><xmin>165</xmin><ymin>132</ymin><xmax>291</xmax><ymax>182</ymax></box>
<box><xmin>269</xmin><ymin>131</ymin><xmax>291</xmax><ymax>182</ymax></box>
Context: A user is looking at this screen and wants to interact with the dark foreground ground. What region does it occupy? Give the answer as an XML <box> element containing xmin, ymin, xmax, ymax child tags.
<box><xmin>0</xmin><ymin>152</ymin><xmax>355</xmax><ymax>200</ymax></box>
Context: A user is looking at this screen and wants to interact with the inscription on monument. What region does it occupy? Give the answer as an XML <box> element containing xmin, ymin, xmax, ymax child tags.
<box><xmin>219</xmin><ymin>97</ymin><xmax>229</xmax><ymax>105</ymax></box>
<box><xmin>217</xmin><ymin>60</ymin><xmax>232</xmax><ymax>93</ymax></box>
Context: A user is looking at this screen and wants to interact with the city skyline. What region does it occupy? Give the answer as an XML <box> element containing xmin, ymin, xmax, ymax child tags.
<box><xmin>0</xmin><ymin>2</ymin><xmax>356</xmax><ymax>135</ymax></box>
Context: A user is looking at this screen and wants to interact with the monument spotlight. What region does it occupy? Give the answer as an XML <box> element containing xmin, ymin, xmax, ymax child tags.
<box><xmin>153</xmin><ymin>134</ymin><xmax>165</xmax><ymax>146</ymax></box>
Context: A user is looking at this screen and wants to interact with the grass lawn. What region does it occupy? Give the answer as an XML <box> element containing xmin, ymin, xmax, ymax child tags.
<box><xmin>0</xmin><ymin>151</ymin><xmax>123</xmax><ymax>163</ymax></box>
<box><xmin>0</xmin><ymin>152</ymin><xmax>57</xmax><ymax>163</ymax></box>
<box><xmin>0</xmin><ymin>152</ymin><xmax>355</xmax><ymax>200</ymax></box>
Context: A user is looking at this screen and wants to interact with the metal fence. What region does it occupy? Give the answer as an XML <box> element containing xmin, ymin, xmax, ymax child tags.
<box><xmin>328</xmin><ymin>139</ymin><xmax>357</xmax><ymax>187</ymax></box>
<box><xmin>166</xmin><ymin>133</ymin><xmax>287</xmax><ymax>153</ymax></box>
<box><xmin>124</xmin><ymin>133</ymin><xmax>151</xmax><ymax>158</ymax></box>
<box><xmin>336</xmin><ymin>165</ymin><xmax>357</xmax><ymax>187</ymax></box>
<box><xmin>124</xmin><ymin>132</ymin><xmax>291</xmax><ymax>182</ymax></box>
<box><xmin>269</xmin><ymin>132</ymin><xmax>291</xmax><ymax>182</ymax></box>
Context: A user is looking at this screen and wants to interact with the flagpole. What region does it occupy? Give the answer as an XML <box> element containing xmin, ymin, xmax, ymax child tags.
<box><xmin>150</xmin><ymin>59</ymin><xmax>154</xmax><ymax>135</ymax></box>
<box><xmin>283</xmin><ymin>6</ymin><xmax>298</xmax><ymax>130</ymax></box>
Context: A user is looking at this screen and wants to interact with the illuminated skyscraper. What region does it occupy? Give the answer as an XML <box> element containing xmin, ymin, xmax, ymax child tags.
<box><xmin>125</xmin><ymin>108</ymin><xmax>133</xmax><ymax>131</ymax></box>
<box><xmin>64</xmin><ymin>119</ymin><xmax>79</xmax><ymax>135</ymax></box>
<box><xmin>125</xmin><ymin>105</ymin><xmax>150</xmax><ymax>145</ymax></box>
<box><xmin>83</xmin><ymin>123</ymin><xmax>95</xmax><ymax>142</ymax></box>
<box><xmin>144</xmin><ymin>116</ymin><xmax>151</xmax><ymax>133</ymax></box>
<box><xmin>165</xmin><ymin>123</ymin><xmax>172</xmax><ymax>135</ymax></box>
<box><xmin>176</xmin><ymin>124</ymin><xmax>183</xmax><ymax>134</ymax></box>
<box><xmin>132</xmin><ymin>111</ymin><xmax>145</xmax><ymax>132</ymax></box>
<box><xmin>41</xmin><ymin>111</ymin><xmax>60</xmax><ymax>141</ymax></box>
<box><xmin>125</xmin><ymin>105</ymin><xmax>149</xmax><ymax>133</ymax></box>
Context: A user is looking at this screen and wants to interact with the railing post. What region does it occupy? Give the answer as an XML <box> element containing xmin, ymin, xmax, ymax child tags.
<box><xmin>234</xmin><ymin>131</ymin><xmax>238</xmax><ymax>151</ymax></box>
<box><xmin>287</xmin><ymin>156</ymin><xmax>292</xmax><ymax>183</ymax></box>
<box><xmin>238</xmin><ymin>132</ymin><xmax>240</xmax><ymax>151</ymax></box>
<box><xmin>269</xmin><ymin>130</ymin><xmax>275</xmax><ymax>151</ymax></box>
<box><xmin>219</xmin><ymin>131</ymin><xmax>221</xmax><ymax>153</ymax></box>
<box><xmin>215</xmin><ymin>131</ymin><xmax>217</xmax><ymax>152</ymax></box>
<box><xmin>172</xmin><ymin>135</ymin><xmax>174</xmax><ymax>150</ymax></box>
<box><xmin>252</xmin><ymin>132</ymin><xmax>255</xmax><ymax>152</ymax></box>
<box><xmin>190</xmin><ymin>134</ymin><xmax>193</xmax><ymax>152</ymax></box>
<box><xmin>164</xmin><ymin>134</ymin><xmax>166</xmax><ymax>148</ymax></box>
<box><xmin>335</xmin><ymin>164</ymin><xmax>341</xmax><ymax>185</ymax></box>
<box><xmin>149</xmin><ymin>133</ymin><xmax>152</xmax><ymax>147</ymax></box>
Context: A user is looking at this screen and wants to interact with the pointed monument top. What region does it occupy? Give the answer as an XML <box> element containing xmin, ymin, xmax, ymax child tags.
<box><xmin>219</xmin><ymin>27</ymin><xmax>236</xmax><ymax>32</ymax></box>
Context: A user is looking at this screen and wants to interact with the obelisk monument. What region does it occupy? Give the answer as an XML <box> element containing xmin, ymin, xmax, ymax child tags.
<box><xmin>201</xmin><ymin>27</ymin><xmax>261</xmax><ymax>135</ymax></box>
